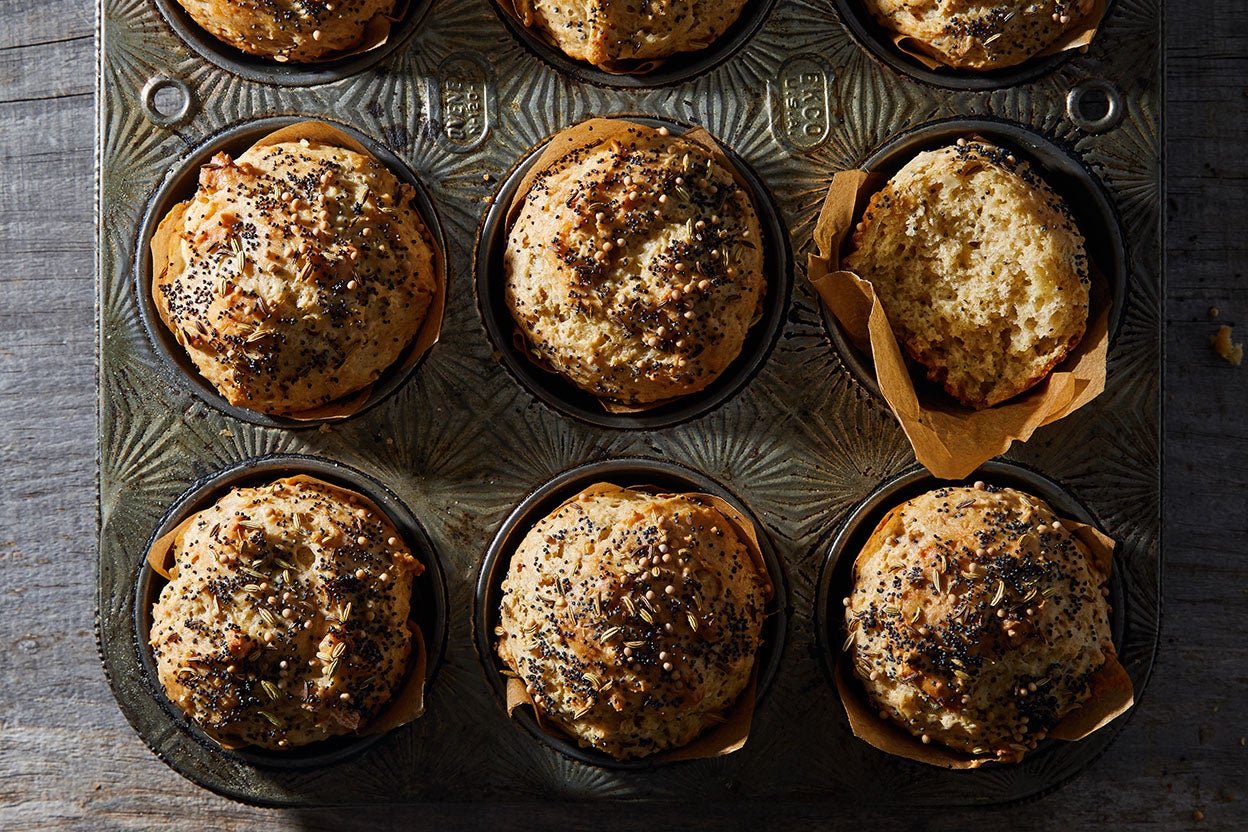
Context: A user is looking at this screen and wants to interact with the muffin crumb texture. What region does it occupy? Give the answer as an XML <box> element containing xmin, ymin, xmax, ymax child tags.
<box><xmin>497</xmin><ymin>487</ymin><xmax>769</xmax><ymax>759</ymax></box>
<box><xmin>505</xmin><ymin>124</ymin><xmax>766</xmax><ymax>406</ymax></box>
<box><xmin>863</xmin><ymin>0</ymin><xmax>1096</xmax><ymax>70</ymax></box>
<box><xmin>154</xmin><ymin>138</ymin><xmax>438</xmax><ymax>415</ymax></box>
<box><xmin>175</xmin><ymin>0</ymin><xmax>395</xmax><ymax>62</ymax></box>
<box><xmin>518</xmin><ymin>0</ymin><xmax>750</xmax><ymax>67</ymax></box>
<box><xmin>844</xmin><ymin>484</ymin><xmax>1114</xmax><ymax>762</ymax></box>
<box><xmin>843</xmin><ymin>140</ymin><xmax>1090</xmax><ymax>409</ymax></box>
<box><xmin>149</xmin><ymin>477</ymin><xmax>422</xmax><ymax>750</ymax></box>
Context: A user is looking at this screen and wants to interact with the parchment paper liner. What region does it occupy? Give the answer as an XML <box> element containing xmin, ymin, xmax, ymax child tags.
<box><xmin>145</xmin><ymin>474</ymin><xmax>428</xmax><ymax>751</ymax></box>
<box><xmin>150</xmin><ymin>120</ymin><xmax>445</xmax><ymax>422</ymax></box>
<box><xmin>834</xmin><ymin>509</ymin><xmax>1133</xmax><ymax>769</ymax></box>
<box><xmin>881</xmin><ymin>0</ymin><xmax>1105</xmax><ymax>72</ymax></box>
<box><xmin>500</xmin><ymin>481</ymin><xmax>773</xmax><ymax>762</ymax></box>
<box><xmin>496</xmin><ymin>0</ymin><xmax>737</xmax><ymax>75</ymax></box>
<box><xmin>502</xmin><ymin>116</ymin><xmax>764</xmax><ymax>415</ymax></box>
<box><xmin>807</xmin><ymin>150</ymin><xmax>1110</xmax><ymax>480</ymax></box>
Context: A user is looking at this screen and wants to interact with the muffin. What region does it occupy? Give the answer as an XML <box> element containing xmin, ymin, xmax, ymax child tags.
<box><xmin>496</xmin><ymin>486</ymin><xmax>770</xmax><ymax>759</ymax></box>
<box><xmin>174</xmin><ymin>0</ymin><xmax>396</xmax><ymax>62</ymax></box>
<box><xmin>153</xmin><ymin>133</ymin><xmax>439</xmax><ymax>416</ymax></box>
<box><xmin>842</xmin><ymin>483</ymin><xmax>1115</xmax><ymax>762</ymax></box>
<box><xmin>149</xmin><ymin>476</ymin><xmax>423</xmax><ymax>749</ymax></box>
<box><xmin>513</xmin><ymin>0</ymin><xmax>750</xmax><ymax>68</ymax></box>
<box><xmin>504</xmin><ymin>122</ymin><xmax>766</xmax><ymax>407</ymax></box>
<box><xmin>841</xmin><ymin>139</ymin><xmax>1090</xmax><ymax>409</ymax></box>
<box><xmin>861</xmin><ymin>0</ymin><xmax>1096</xmax><ymax>70</ymax></box>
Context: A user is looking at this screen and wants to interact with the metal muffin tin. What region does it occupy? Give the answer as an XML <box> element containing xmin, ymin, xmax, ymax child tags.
<box><xmin>97</xmin><ymin>0</ymin><xmax>1161</xmax><ymax>807</ymax></box>
<box><xmin>473</xmin><ymin>456</ymin><xmax>791</xmax><ymax>770</ymax></box>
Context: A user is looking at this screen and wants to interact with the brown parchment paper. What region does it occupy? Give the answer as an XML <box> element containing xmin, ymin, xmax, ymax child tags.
<box><xmin>500</xmin><ymin>481</ymin><xmax>773</xmax><ymax>761</ymax></box>
<box><xmin>496</xmin><ymin>0</ymin><xmax>670</xmax><ymax>75</ymax></box>
<box><xmin>834</xmin><ymin>510</ymin><xmax>1133</xmax><ymax>769</ymax></box>
<box><xmin>885</xmin><ymin>0</ymin><xmax>1106</xmax><ymax>72</ymax></box>
<box><xmin>260</xmin><ymin>0</ymin><xmax>408</xmax><ymax>65</ymax></box>
<box><xmin>807</xmin><ymin>160</ymin><xmax>1110</xmax><ymax>480</ymax></box>
<box><xmin>502</xmin><ymin>117</ymin><xmax>759</xmax><ymax>415</ymax></box>
<box><xmin>145</xmin><ymin>474</ymin><xmax>429</xmax><ymax>749</ymax></box>
<box><xmin>150</xmin><ymin>120</ymin><xmax>445</xmax><ymax>422</ymax></box>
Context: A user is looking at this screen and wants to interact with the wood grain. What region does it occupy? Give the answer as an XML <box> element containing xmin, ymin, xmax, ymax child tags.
<box><xmin>1</xmin><ymin>0</ymin><xmax>1244</xmax><ymax>828</ymax></box>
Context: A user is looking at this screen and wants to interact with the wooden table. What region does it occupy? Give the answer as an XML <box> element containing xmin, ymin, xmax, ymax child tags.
<box><xmin>1</xmin><ymin>0</ymin><xmax>1243</xmax><ymax>827</ymax></box>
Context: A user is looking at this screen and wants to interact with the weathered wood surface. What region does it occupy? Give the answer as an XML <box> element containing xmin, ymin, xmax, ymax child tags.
<box><xmin>0</xmin><ymin>0</ymin><xmax>1244</xmax><ymax>828</ymax></box>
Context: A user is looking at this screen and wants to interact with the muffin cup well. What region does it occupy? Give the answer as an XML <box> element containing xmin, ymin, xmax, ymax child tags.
<box><xmin>473</xmin><ymin>456</ymin><xmax>790</xmax><ymax>769</ymax></box>
<box><xmin>808</xmin><ymin>117</ymin><xmax>1127</xmax><ymax>479</ymax></box>
<box><xmin>834</xmin><ymin>0</ymin><xmax>1108</xmax><ymax>90</ymax></box>
<box><xmin>152</xmin><ymin>0</ymin><xmax>434</xmax><ymax>86</ymax></box>
<box><xmin>134</xmin><ymin>454</ymin><xmax>448</xmax><ymax>769</ymax></box>
<box><xmin>136</xmin><ymin>116</ymin><xmax>447</xmax><ymax>429</ymax></box>
<box><xmin>813</xmin><ymin>460</ymin><xmax>1134</xmax><ymax>769</ymax></box>
<box><xmin>474</xmin><ymin>115</ymin><xmax>792</xmax><ymax>430</ymax></box>
<box><xmin>488</xmin><ymin>0</ymin><xmax>777</xmax><ymax>88</ymax></box>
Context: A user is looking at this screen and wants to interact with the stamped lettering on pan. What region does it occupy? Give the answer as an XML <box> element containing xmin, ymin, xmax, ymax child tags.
<box><xmin>767</xmin><ymin>56</ymin><xmax>834</xmax><ymax>153</ymax></box>
<box><xmin>431</xmin><ymin>53</ymin><xmax>494</xmax><ymax>153</ymax></box>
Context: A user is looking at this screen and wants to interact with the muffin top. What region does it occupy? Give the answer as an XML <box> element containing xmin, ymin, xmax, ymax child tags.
<box><xmin>842</xmin><ymin>139</ymin><xmax>1090</xmax><ymax>409</ymax></box>
<box><xmin>862</xmin><ymin>0</ymin><xmax>1096</xmax><ymax>70</ymax></box>
<box><xmin>174</xmin><ymin>0</ymin><xmax>396</xmax><ymax>62</ymax></box>
<box><xmin>504</xmin><ymin>122</ymin><xmax>766</xmax><ymax>406</ymax></box>
<box><xmin>843</xmin><ymin>483</ymin><xmax>1114</xmax><ymax>762</ymax></box>
<box><xmin>149</xmin><ymin>477</ymin><xmax>423</xmax><ymax>750</ymax></box>
<box><xmin>515</xmin><ymin>0</ymin><xmax>751</xmax><ymax>68</ymax></box>
<box><xmin>154</xmin><ymin>136</ymin><xmax>439</xmax><ymax>416</ymax></box>
<box><xmin>496</xmin><ymin>486</ymin><xmax>771</xmax><ymax>759</ymax></box>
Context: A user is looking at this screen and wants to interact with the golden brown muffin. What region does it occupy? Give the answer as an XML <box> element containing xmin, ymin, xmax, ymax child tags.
<box><xmin>496</xmin><ymin>487</ymin><xmax>770</xmax><ymax>759</ymax></box>
<box><xmin>149</xmin><ymin>477</ymin><xmax>423</xmax><ymax>750</ymax></box>
<box><xmin>153</xmin><ymin>137</ymin><xmax>438</xmax><ymax>416</ymax></box>
<box><xmin>174</xmin><ymin>0</ymin><xmax>395</xmax><ymax>63</ymax></box>
<box><xmin>843</xmin><ymin>483</ymin><xmax>1115</xmax><ymax>762</ymax></box>
<box><xmin>514</xmin><ymin>0</ymin><xmax>750</xmax><ymax>68</ymax></box>
<box><xmin>504</xmin><ymin>123</ymin><xmax>766</xmax><ymax>406</ymax></box>
<box><xmin>842</xmin><ymin>139</ymin><xmax>1090</xmax><ymax>409</ymax></box>
<box><xmin>862</xmin><ymin>0</ymin><xmax>1095</xmax><ymax>70</ymax></box>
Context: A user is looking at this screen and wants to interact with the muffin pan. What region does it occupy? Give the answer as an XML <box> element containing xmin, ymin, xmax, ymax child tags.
<box><xmin>98</xmin><ymin>0</ymin><xmax>1160</xmax><ymax>807</ymax></box>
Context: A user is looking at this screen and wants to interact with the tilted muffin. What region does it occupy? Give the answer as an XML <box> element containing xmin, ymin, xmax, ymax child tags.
<box><xmin>515</xmin><ymin>0</ymin><xmax>750</xmax><ymax>68</ymax></box>
<box><xmin>496</xmin><ymin>487</ymin><xmax>770</xmax><ymax>759</ymax></box>
<box><xmin>843</xmin><ymin>483</ymin><xmax>1115</xmax><ymax>762</ymax></box>
<box><xmin>862</xmin><ymin>0</ymin><xmax>1096</xmax><ymax>70</ymax></box>
<box><xmin>149</xmin><ymin>477</ymin><xmax>423</xmax><ymax>750</ymax></box>
<box><xmin>154</xmin><ymin>136</ymin><xmax>439</xmax><ymax>416</ymax></box>
<box><xmin>174</xmin><ymin>0</ymin><xmax>396</xmax><ymax>63</ymax></box>
<box><xmin>842</xmin><ymin>139</ymin><xmax>1090</xmax><ymax>409</ymax></box>
<box><xmin>505</xmin><ymin>123</ymin><xmax>766</xmax><ymax>406</ymax></box>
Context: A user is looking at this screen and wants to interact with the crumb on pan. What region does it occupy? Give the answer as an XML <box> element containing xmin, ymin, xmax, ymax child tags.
<box><xmin>1211</xmin><ymin>324</ymin><xmax>1242</xmax><ymax>366</ymax></box>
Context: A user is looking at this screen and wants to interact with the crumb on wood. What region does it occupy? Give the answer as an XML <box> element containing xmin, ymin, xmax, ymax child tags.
<box><xmin>1211</xmin><ymin>325</ymin><xmax>1242</xmax><ymax>366</ymax></box>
